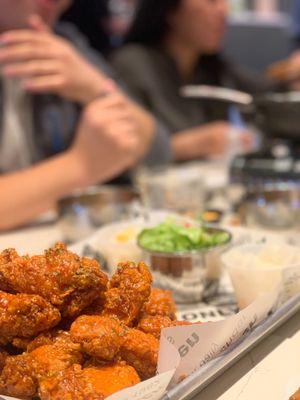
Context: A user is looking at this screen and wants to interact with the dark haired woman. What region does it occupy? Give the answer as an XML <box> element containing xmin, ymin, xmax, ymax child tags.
<box><xmin>112</xmin><ymin>0</ymin><xmax>297</xmax><ymax>161</ymax></box>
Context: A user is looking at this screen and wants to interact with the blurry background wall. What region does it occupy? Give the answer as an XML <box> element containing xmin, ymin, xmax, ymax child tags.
<box><xmin>225</xmin><ymin>0</ymin><xmax>293</xmax><ymax>73</ymax></box>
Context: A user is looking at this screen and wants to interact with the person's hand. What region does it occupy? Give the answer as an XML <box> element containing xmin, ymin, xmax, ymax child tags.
<box><xmin>68</xmin><ymin>92</ymin><xmax>141</xmax><ymax>186</ymax></box>
<box><xmin>267</xmin><ymin>51</ymin><xmax>300</xmax><ymax>89</ymax></box>
<box><xmin>285</xmin><ymin>51</ymin><xmax>300</xmax><ymax>89</ymax></box>
<box><xmin>0</xmin><ymin>15</ymin><xmax>108</xmax><ymax>104</ymax></box>
<box><xmin>172</xmin><ymin>122</ymin><xmax>252</xmax><ymax>161</ymax></box>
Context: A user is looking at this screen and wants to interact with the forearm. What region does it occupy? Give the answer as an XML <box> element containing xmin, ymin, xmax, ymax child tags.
<box><xmin>171</xmin><ymin>129</ymin><xmax>203</xmax><ymax>161</ymax></box>
<box><xmin>0</xmin><ymin>152</ymin><xmax>84</xmax><ymax>231</ymax></box>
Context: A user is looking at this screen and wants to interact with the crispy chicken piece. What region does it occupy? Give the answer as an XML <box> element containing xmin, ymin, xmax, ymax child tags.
<box><xmin>141</xmin><ymin>288</ymin><xmax>177</xmax><ymax>320</ymax></box>
<box><xmin>0</xmin><ymin>349</ymin><xmax>8</xmax><ymax>373</ymax></box>
<box><xmin>0</xmin><ymin>290</ymin><xmax>61</xmax><ymax>346</ymax></box>
<box><xmin>0</xmin><ymin>343</ymin><xmax>83</xmax><ymax>398</ymax></box>
<box><xmin>39</xmin><ymin>362</ymin><xmax>140</xmax><ymax>400</ymax></box>
<box><xmin>291</xmin><ymin>389</ymin><xmax>300</xmax><ymax>400</ymax></box>
<box><xmin>12</xmin><ymin>337</ymin><xmax>32</xmax><ymax>351</ymax></box>
<box><xmin>0</xmin><ymin>352</ymin><xmax>35</xmax><ymax>399</ymax></box>
<box><xmin>137</xmin><ymin>316</ymin><xmax>199</xmax><ymax>339</ymax></box>
<box><xmin>137</xmin><ymin>316</ymin><xmax>173</xmax><ymax>339</ymax></box>
<box><xmin>120</xmin><ymin>328</ymin><xmax>159</xmax><ymax>380</ymax></box>
<box><xmin>27</xmin><ymin>330</ymin><xmax>74</xmax><ymax>352</ymax></box>
<box><xmin>102</xmin><ymin>262</ymin><xmax>152</xmax><ymax>326</ymax></box>
<box><xmin>70</xmin><ymin>315</ymin><xmax>127</xmax><ymax>361</ymax></box>
<box><xmin>0</xmin><ymin>243</ymin><xmax>108</xmax><ymax>318</ymax></box>
<box><xmin>39</xmin><ymin>364</ymin><xmax>104</xmax><ymax>400</ymax></box>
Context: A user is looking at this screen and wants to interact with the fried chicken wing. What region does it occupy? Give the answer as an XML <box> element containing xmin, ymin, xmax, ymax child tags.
<box><xmin>0</xmin><ymin>353</ymin><xmax>35</xmax><ymax>399</ymax></box>
<box><xmin>0</xmin><ymin>291</ymin><xmax>61</xmax><ymax>346</ymax></box>
<box><xmin>26</xmin><ymin>330</ymin><xmax>74</xmax><ymax>352</ymax></box>
<box><xmin>12</xmin><ymin>337</ymin><xmax>32</xmax><ymax>351</ymax></box>
<box><xmin>103</xmin><ymin>262</ymin><xmax>152</xmax><ymax>326</ymax></box>
<box><xmin>39</xmin><ymin>364</ymin><xmax>104</xmax><ymax>400</ymax></box>
<box><xmin>141</xmin><ymin>288</ymin><xmax>177</xmax><ymax>320</ymax></box>
<box><xmin>0</xmin><ymin>350</ymin><xmax>8</xmax><ymax>373</ymax></box>
<box><xmin>120</xmin><ymin>328</ymin><xmax>158</xmax><ymax>380</ymax></box>
<box><xmin>39</xmin><ymin>362</ymin><xmax>140</xmax><ymax>400</ymax></box>
<box><xmin>70</xmin><ymin>315</ymin><xmax>127</xmax><ymax>361</ymax></box>
<box><xmin>0</xmin><ymin>343</ymin><xmax>83</xmax><ymax>398</ymax></box>
<box><xmin>137</xmin><ymin>316</ymin><xmax>173</xmax><ymax>339</ymax></box>
<box><xmin>0</xmin><ymin>243</ymin><xmax>108</xmax><ymax>318</ymax></box>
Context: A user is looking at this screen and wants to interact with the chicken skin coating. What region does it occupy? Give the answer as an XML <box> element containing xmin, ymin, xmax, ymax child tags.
<box><xmin>0</xmin><ymin>243</ymin><xmax>108</xmax><ymax>318</ymax></box>
<box><xmin>39</xmin><ymin>362</ymin><xmax>140</xmax><ymax>400</ymax></box>
<box><xmin>291</xmin><ymin>389</ymin><xmax>300</xmax><ymax>400</ymax></box>
<box><xmin>0</xmin><ymin>343</ymin><xmax>83</xmax><ymax>398</ymax></box>
<box><xmin>70</xmin><ymin>315</ymin><xmax>127</xmax><ymax>361</ymax></box>
<box><xmin>137</xmin><ymin>317</ymin><xmax>199</xmax><ymax>339</ymax></box>
<box><xmin>0</xmin><ymin>291</ymin><xmax>61</xmax><ymax>346</ymax></box>
<box><xmin>39</xmin><ymin>364</ymin><xmax>104</xmax><ymax>400</ymax></box>
<box><xmin>120</xmin><ymin>328</ymin><xmax>159</xmax><ymax>380</ymax></box>
<box><xmin>137</xmin><ymin>316</ymin><xmax>173</xmax><ymax>339</ymax></box>
<box><xmin>103</xmin><ymin>262</ymin><xmax>152</xmax><ymax>326</ymax></box>
<box><xmin>141</xmin><ymin>288</ymin><xmax>177</xmax><ymax>320</ymax></box>
<box><xmin>0</xmin><ymin>353</ymin><xmax>35</xmax><ymax>399</ymax></box>
<box><xmin>0</xmin><ymin>350</ymin><xmax>8</xmax><ymax>373</ymax></box>
<box><xmin>26</xmin><ymin>330</ymin><xmax>74</xmax><ymax>352</ymax></box>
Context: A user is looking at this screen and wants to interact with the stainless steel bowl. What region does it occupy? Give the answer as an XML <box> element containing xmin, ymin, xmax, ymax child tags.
<box><xmin>58</xmin><ymin>185</ymin><xmax>139</xmax><ymax>243</ymax></box>
<box><xmin>138</xmin><ymin>227</ymin><xmax>232</xmax><ymax>304</ymax></box>
<box><xmin>239</xmin><ymin>183</ymin><xmax>300</xmax><ymax>230</ymax></box>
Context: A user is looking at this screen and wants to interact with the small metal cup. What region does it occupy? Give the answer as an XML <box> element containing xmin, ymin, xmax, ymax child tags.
<box><xmin>138</xmin><ymin>227</ymin><xmax>232</xmax><ymax>303</ymax></box>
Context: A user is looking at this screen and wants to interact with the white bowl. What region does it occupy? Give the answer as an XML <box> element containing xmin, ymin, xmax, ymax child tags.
<box><xmin>222</xmin><ymin>243</ymin><xmax>300</xmax><ymax>309</ymax></box>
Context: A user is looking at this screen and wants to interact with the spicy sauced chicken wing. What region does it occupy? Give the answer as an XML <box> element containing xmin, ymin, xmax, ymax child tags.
<box><xmin>137</xmin><ymin>315</ymin><xmax>173</xmax><ymax>339</ymax></box>
<box><xmin>70</xmin><ymin>315</ymin><xmax>127</xmax><ymax>361</ymax></box>
<box><xmin>39</xmin><ymin>364</ymin><xmax>104</xmax><ymax>400</ymax></box>
<box><xmin>39</xmin><ymin>362</ymin><xmax>140</xmax><ymax>400</ymax></box>
<box><xmin>120</xmin><ymin>328</ymin><xmax>159</xmax><ymax>380</ymax></box>
<box><xmin>102</xmin><ymin>262</ymin><xmax>152</xmax><ymax>326</ymax></box>
<box><xmin>137</xmin><ymin>317</ymin><xmax>197</xmax><ymax>340</ymax></box>
<box><xmin>26</xmin><ymin>330</ymin><xmax>74</xmax><ymax>352</ymax></box>
<box><xmin>0</xmin><ymin>244</ymin><xmax>186</xmax><ymax>398</ymax></box>
<box><xmin>0</xmin><ymin>290</ymin><xmax>61</xmax><ymax>346</ymax></box>
<box><xmin>0</xmin><ymin>243</ymin><xmax>108</xmax><ymax>318</ymax></box>
<box><xmin>0</xmin><ymin>342</ymin><xmax>83</xmax><ymax>399</ymax></box>
<box><xmin>0</xmin><ymin>350</ymin><xmax>8</xmax><ymax>373</ymax></box>
<box><xmin>140</xmin><ymin>288</ymin><xmax>177</xmax><ymax>320</ymax></box>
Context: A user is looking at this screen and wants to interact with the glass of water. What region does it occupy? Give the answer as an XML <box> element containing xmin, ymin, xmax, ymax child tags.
<box><xmin>135</xmin><ymin>163</ymin><xmax>206</xmax><ymax>219</ymax></box>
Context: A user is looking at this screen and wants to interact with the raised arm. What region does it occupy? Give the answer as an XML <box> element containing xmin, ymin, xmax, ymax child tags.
<box><xmin>0</xmin><ymin>17</ymin><xmax>156</xmax><ymax>163</ymax></box>
<box><xmin>0</xmin><ymin>95</ymin><xmax>142</xmax><ymax>231</ymax></box>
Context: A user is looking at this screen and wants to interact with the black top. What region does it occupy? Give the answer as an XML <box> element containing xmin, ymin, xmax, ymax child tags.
<box><xmin>112</xmin><ymin>44</ymin><xmax>275</xmax><ymax>133</ymax></box>
<box><xmin>61</xmin><ymin>0</ymin><xmax>112</xmax><ymax>56</ymax></box>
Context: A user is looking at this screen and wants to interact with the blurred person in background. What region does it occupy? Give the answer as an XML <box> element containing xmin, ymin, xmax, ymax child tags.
<box><xmin>0</xmin><ymin>0</ymin><xmax>170</xmax><ymax>230</ymax></box>
<box><xmin>61</xmin><ymin>0</ymin><xmax>138</xmax><ymax>55</ymax></box>
<box><xmin>113</xmin><ymin>0</ymin><xmax>300</xmax><ymax>162</ymax></box>
<box><xmin>61</xmin><ymin>0</ymin><xmax>112</xmax><ymax>56</ymax></box>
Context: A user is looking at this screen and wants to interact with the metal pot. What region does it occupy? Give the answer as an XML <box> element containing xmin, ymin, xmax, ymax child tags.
<box><xmin>238</xmin><ymin>182</ymin><xmax>300</xmax><ymax>230</ymax></box>
<box><xmin>58</xmin><ymin>185</ymin><xmax>139</xmax><ymax>243</ymax></box>
<box><xmin>182</xmin><ymin>85</ymin><xmax>300</xmax><ymax>142</ymax></box>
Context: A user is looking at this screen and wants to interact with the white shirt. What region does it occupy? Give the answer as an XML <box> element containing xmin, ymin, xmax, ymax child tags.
<box><xmin>0</xmin><ymin>78</ymin><xmax>35</xmax><ymax>173</ymax></box>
